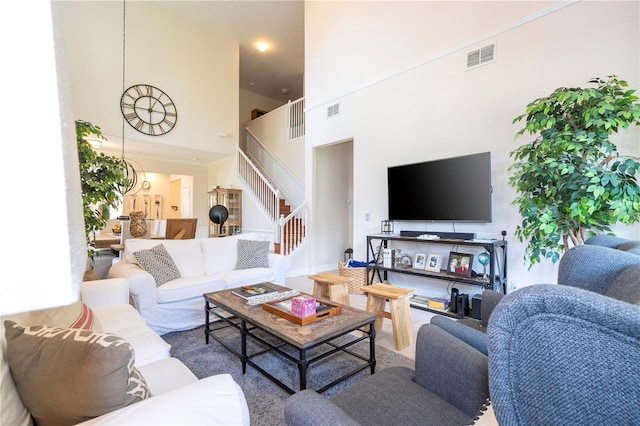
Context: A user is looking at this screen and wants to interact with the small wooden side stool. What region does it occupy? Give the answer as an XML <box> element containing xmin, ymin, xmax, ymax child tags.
<box><xmin>308</xmin><ymin>273</ymin><xmax>351</xmax><ymax>306</ymax></box>
<box><xmin>361</xmin><ymin>283</ymin><xmax>415</xmax><ymax>350</ymax></box>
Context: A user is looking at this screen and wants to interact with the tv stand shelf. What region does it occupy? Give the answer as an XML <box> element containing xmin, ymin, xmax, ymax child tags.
<box><xmin>366</xmin><ymin>234</ymin><xmax>507</xmax><ymax>315</ymax></box>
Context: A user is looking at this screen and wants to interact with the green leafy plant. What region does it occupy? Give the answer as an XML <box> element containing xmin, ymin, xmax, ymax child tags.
<box><xmin>509</xmin><ymin>76</ymin><xmax>640</xmax><ymax>267</ymax></box>
<box><xmin>76</xmin><ymin>120</ymin><xmax>128</xmax><ymax>268</ymax></box>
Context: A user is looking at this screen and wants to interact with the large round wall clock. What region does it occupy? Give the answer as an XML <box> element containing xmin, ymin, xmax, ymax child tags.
<box><xmin>120</xmin><ymin>84</ymin><xmax>177</xmax><ymax>136</ymax></box>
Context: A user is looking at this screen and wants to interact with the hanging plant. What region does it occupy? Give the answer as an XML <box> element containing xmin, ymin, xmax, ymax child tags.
<box><xmin>509</xmin><ymin>76</ymin><xmax>640</xmax><ymax>267</ymax></box>
<box><xmin>76</xmin><ymin>120</ymin><xmax>129</xmax><ymax>269</ymax></box>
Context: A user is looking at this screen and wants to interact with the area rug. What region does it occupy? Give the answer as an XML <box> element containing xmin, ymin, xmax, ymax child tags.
<box><xmin>163</xmin><ymin>324</ymin><xmax>414</xmax><ymax>426</ymax></box>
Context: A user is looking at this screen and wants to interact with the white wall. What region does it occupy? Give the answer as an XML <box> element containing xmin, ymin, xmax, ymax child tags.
<box><xmin>240</xmin><ymin>88</ymin><xmax>285</xmax><ymax>139</ymax></box>
<box><xmin>305</xmin><ymin>1</ymin><xmax>640</xmax><ymax>293</ymax></box>
<box><xmin>57</xmin><ymin>1</ymin><xmax>239</xmax><ymax>156</ymax></box>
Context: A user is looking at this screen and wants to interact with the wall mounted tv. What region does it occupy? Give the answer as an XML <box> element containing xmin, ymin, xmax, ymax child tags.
<box><xmin>387</xmin><ymin>152</ymin><xmax>492</xmax><ymax>223</ymax></box>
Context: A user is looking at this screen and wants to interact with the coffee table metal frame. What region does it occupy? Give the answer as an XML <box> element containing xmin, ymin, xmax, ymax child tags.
<box><xmin>204</xmin><ymin>289</ymin><xmax>377</xmax><ymax>395</ymax></box>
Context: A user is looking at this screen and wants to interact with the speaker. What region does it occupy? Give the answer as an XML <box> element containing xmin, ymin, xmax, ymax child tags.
<box><xmin>471</xmin><ymin>294</ymin><xmax>483</xmax><ymax>320</ymax></box>
<box><xmin>456</xmin><ymin>294</ymin><xmax>469</xmax><ymax>317</ymax></box>
<box><xmin>449</xmin><ymin>288</ymin><xmax>459</xmax><ymax>313</ymax></box>
<box><xmin>400</xmin><ymin>230</ymin><xmax>477</xmax><ymax>240</ymax></box>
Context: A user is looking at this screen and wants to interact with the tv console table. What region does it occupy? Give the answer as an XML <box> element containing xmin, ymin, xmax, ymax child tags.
<box><xmin>366</xmin><ymin>234</ymin><xmax>507</xmax><ymax>317</ymax></box>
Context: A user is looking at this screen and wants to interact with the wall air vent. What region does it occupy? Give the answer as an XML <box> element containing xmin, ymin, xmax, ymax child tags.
<box><xmin>466</xmin><ymin>43</ymin><xmax>496</xmax><ymax>70</ymax></box>
<box><xmin>327</xmin><ymin>103</ymin><xmax>340</xmax><ymax>118</ymax></box>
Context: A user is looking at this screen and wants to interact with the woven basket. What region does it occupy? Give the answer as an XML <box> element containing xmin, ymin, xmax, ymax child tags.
<box><xmin>338</xmin><ymin>262</ymin><xmax>378</xmax><ymax>294</ymax></box>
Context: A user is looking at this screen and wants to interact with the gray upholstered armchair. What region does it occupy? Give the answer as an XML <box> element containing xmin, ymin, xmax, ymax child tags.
<box><xmin>488</xmin><ymin>283</ymin><xmax>640</xmax><ymax>424</ymax></box>
<box><xmin>284</xmin><ymin>323</ymin><xmax>490</xmax><ymax>426</ymax></box>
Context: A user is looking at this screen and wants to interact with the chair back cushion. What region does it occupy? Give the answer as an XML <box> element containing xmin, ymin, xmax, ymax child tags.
<box><xmin>488</xmin><ymin>284</ymin><xmax>640</xmax><ymax>425</ymax></box>
<box><xmin>558</xmin><ymin>244</ymin><xmax>640</xmax><ymax>295</ymax></box>
<box><xmin>606</xmin><ymin>264</ymin><xmax>640</xmax><ymax>305</ymax></box>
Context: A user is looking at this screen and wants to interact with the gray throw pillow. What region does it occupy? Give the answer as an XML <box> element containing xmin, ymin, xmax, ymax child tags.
<box><xmin>133</xmin><ymin>244</ymin><xmax>181</xmax><ymax>286</ymax></box>
<box><xmin>235</xmin><ymin>239</ymin><xmax>269</xmax><ymax>270</ymax></box>
<box><xmin>4</xmin><ymin>321</ymin><xmax>150</xmax><ymax>426</ymax></box>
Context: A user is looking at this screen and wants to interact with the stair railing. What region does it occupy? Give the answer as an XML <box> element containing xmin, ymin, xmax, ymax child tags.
<box><xmin>279</xmin><ymin>201</ymin><xmax>308</xmax><ymax>256</ymax></box>
<box><xmin>236</xmin><ymin>147</ymin><xmax>281</xmax><ymax>224</ymax></box>
<box><xmin>288</xmin><ymin>98</ymin><xmax>305</xmax><ymax>140</ymax></box>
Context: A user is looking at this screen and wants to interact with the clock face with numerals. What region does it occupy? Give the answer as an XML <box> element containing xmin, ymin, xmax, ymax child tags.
<box><xmin>120</xmin><ymin>84</ymin><xmax>177</xmax><ymax>136</ymax></box>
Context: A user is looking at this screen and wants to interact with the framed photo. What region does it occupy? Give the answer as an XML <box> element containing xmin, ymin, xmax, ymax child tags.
<box><xmin>447</xmin><ymin>252</ymin><xmax>474</xmax><ymax>278</ymax></box>
<box><xmin>424</xmin><ymin>252</ymin><xmax>442</xmax><ymax>272</ymax></box>
<box><xmin>414</xmin><ymin>253</ymin><xmax>426</xmax><ymax>269</ymax></box>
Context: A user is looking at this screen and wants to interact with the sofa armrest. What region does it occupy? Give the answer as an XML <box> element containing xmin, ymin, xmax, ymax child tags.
<box><xmin>268</xmin><ymin>252</ymin><xmax>290</xmax><ymax>285</ymax></box>
<box><xmin>413</xmin><ymin>324</ymin><xmax>489</xmax><ymax>418</ymax></box>
<box><xmin>81</xmin><ymin>278</ymin><xmax>129</xmax><ymax>309</ymax></box>
<box><xmin>284</xmin><ymin>390</ymin><xmax>360</xmax><ymax>426</ymax></box>
<box><xmin>108</xmin><ymin>261</ymin><xmax>158</xmax><ymax>310</ymax></box>
<box><xmin>429</xmin><ymin>316</ymin><xmax>488</xmax><ymax>355</ymax></box>
<box><xmin>78</xmin><ymin>374</ymin><xmax>249</xmax><ymax>426</ymax></box>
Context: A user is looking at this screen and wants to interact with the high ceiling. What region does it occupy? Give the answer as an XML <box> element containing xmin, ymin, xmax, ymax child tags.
<box><xmin>157</xmin><ymin>1</ymin><xmax>304</xmax><ymax>101</ymax></box>
<box><xmin>99</xmin><ymin>1</ymin><xmax>304</xmax><ymax>165</ymax></box>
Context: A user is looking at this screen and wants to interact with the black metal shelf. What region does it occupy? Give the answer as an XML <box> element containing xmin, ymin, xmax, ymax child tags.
<box><xmin>366</xmin><ymin>234</ymin><xmax>508</xmax><ymax>294</ymax></box>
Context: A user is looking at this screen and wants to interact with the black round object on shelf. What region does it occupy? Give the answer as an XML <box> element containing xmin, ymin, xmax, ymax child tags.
<box><xmin>209</xmin><ymin>205</ymin><xmax>229</xmax><ymax>234</ymax></box>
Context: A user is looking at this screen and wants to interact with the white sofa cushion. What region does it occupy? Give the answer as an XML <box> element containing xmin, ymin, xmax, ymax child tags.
<box><xmin>77</xmin><ymin>373</ymin><xmax>250</xmax><ymax>426</ymax></box>
<box><xmin>202</xmin><ymin>233</ymin><xmax>260</xmax><ymax>275</ymax></box>
<box><xmin>214</xmin><ymin>268</ymin><xmax>277</xmax><ymax>288</ymax></box>
<box><xmin>124</xmin><ymin>239</ymin><xmax>204</xmax><ymax>276</ymax></box>
<box><xmin>93</xmin><ymin>304</ymin><xmax>170</xmax><ymax>367</ymax></box>
<box><xmin>156</xmin><ymin>275</ymin><xmax>227</xmax><ymax>304</ymax></box>
<box><xmin>137</xmin><ymin>357</ymin><xmax>197</xmax><ymax>396</ymax></box>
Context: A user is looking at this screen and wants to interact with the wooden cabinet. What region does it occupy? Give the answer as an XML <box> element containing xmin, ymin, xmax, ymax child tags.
<box><xmin>208</xmin><ymin>187</ymin><xmax>242</xmax><ymax>237</ymax></box>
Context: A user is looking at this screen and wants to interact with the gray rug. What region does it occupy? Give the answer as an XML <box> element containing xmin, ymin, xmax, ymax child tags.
<box><xmin>163</xmin><ymin>323</ymin><xmax>414</xmax><ymax>426</ymax></box>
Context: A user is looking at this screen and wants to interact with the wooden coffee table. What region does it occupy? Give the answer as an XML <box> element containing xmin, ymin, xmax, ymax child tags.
<box><xmin>204</xmin><ymin>286</ymin><xmax>377</xmax><ymax>394</ymax></box>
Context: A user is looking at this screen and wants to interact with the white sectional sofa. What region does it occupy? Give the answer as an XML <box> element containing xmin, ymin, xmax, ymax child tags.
<box><xmin>1</xmin><ymin>278</ymin><xmax>250</xmax><ymax>425</ymax></box>
<box><xmin>109</xmin><ymin>233</ymin><xmax>290</xmax><ymax>335</ymax></box>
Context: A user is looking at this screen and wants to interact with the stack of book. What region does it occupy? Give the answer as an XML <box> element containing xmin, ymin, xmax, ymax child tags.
<box><xmin>426</xmin><ymin>297</ymin><xmax>450</xmax><ymax>311</ymax></box>
<box><xmin>409</xmin><ymin>295</ymin><xmax>450</xmax><ymax>312</ymax></box>
<box><xmin>232</xmin><ymin>284</ymin><xmax>279</xmax><ymax>300</ymax></box>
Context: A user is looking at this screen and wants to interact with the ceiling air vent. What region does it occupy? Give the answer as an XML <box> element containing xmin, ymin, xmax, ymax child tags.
<box><xmin>327</xmin><ymin>103</ymin><xmax>340</xmax><ymax>118</ymax></box>
<box><xmin>466</xmin><ymin>43</ymin><xmax>496</xmax><ymax>70</ymax></box>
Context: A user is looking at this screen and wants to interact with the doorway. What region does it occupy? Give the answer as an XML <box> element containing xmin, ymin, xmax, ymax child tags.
<box><xmin>314</xmin><ymin>139</ymin><xmax>354</xmax><ymax>270</ymax></box>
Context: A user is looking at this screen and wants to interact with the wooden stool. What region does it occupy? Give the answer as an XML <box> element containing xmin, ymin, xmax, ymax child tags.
<box><xmin>308</xmin><ymin>273</ymin><xmax>351</xmax><ymax>306</ymax></box>
<box><xmin>361</xmin><ymin>283</ymin><xmax>415</xmax><ymax>350</ymax></box>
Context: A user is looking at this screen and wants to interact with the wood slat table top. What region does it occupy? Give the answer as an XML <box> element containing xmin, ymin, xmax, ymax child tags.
<box><xmin>204</xmin><ymin>286</ymin><xmax>376</xmax><ymax>349</ymax></box>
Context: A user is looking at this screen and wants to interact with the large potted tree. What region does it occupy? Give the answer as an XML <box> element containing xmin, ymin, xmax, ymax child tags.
<box><xmin>76</xmin><ymin>120</ymin><xmax>128</xmax><ymax>277</ymax></box>
<box><xmin>509</xmin><ymin>76</ymin><xmax>640</xmax><ymax>267</ymax></box>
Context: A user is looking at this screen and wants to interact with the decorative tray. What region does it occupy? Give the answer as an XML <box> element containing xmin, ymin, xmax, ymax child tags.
<box><xmin>262</xmin><ymin>296</ymin><xmax>342</xmax><ymax>325</ymax></box>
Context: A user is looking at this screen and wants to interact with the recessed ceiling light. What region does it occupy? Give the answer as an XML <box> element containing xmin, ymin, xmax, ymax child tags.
<box><xmin>256</xmin><ymin>41</ymin><xmax>269</xmax><ymax>52</ymax></box>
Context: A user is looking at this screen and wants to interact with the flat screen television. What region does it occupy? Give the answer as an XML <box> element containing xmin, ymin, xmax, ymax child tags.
<box><xmin>387</xmin><ymin>152</ymin><xmax>492</xmax><ymax>222</ymax></box>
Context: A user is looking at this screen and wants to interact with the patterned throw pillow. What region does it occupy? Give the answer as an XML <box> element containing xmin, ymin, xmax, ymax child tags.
<box><xmin>133</xmin><ymin>243</ymin><xmax>181</xmax><ymax>286</ymax></box>
<box><xmin>29</xmin><ymin>300</ymin><xmax>99</xmax><ymax>331</ymax></box>
<box><xmin>4</xmin><ymin>321</ymin><xmax>150</xmax><ymax>425</ymax></box>
<box><xmin>235</xmin><ymin>239</ymin><xmax>269</xmax><ymax>270</ymax></box>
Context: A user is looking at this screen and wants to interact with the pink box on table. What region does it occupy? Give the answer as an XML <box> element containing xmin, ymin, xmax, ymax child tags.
<box><xmin>291</xmin><ymin>295</ymin><xmax>317</xmax><ymax>318</ymax></box>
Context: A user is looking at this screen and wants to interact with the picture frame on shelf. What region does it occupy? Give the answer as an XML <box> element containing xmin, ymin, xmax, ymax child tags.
<box><xmin>414</xmin><ymin>253</ymin><xmax>426</xmax><ymax>269</ymax></box>
<box><xmin>447</xmin><ymin>252</ymin><xmax>474</xmax><ymax>278</ymax></box>
<box><xmin>424</xmin><ymin>252</ymin><xmax>442</xmax><ymax>272</ymax></box>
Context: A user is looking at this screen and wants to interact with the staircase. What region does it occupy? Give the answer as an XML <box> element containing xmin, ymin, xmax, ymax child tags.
<box><xmin>237</xmin><ymin>137</ymin><xmax>308</xmax><ymax>256</ymax></box>
<box><xmin>274</xmin><ymin>199</ymin><xmax>307</xmax><ymax>255</ymax></box>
